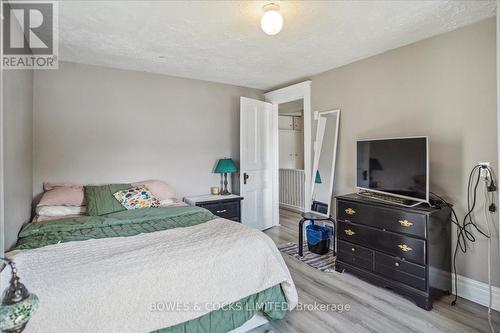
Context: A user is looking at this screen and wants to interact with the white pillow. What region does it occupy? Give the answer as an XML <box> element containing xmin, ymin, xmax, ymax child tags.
<box><xmin>33</xmin><ymin>214</ymin><xmax>84</xmax><ymax>223</ymax></box>
<box><xmin>158</xmin><ymin>198</ymin><xmax>176</xmax><ymax>207</ymax></box>
<box><xmin>159</xmin><ymin>198</ymin><xmax>189</xmax><ymax>207</ymax></box>
<box><xmin>36</xmin><ymin>205</ymin><xmax>86</xmax><ymax>216</ymax></box>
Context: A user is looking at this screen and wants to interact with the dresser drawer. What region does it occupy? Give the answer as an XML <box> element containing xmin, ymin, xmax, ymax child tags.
<box><xmin>199</xmin><ymin>201</ymin><xmax>239</xmax><ymax>220</ymax></box>
<box><xmin>338</xmin><ymin>221</ymin><xmax>426</xmax><ymax>265</ymax></box>
<box><xmin>338</xmin><ymin>241</ymin><xmax>374</xmax><ymax>271</ymax></box>
<box><xmin>338</xmin><ymin>200</ymin><xmax>427</xmax><ymax>238</ymax></box>
<box><xmin>374</xmin><ymin>252</ymin><xmax>427</xmax><ymax>291</ymax></box>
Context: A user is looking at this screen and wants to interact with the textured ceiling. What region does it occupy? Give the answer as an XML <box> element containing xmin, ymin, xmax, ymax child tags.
<box><xmin>57</xmin><ymin>1</ymin><xmax>496</xmax><ymax>90</ymax></box>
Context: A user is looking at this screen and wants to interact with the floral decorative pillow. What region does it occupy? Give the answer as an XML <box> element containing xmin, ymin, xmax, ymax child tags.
<box><xmin>113</xmin><ymin>187</ymin><xmax>161</xmax><ymax>210</ymax></box>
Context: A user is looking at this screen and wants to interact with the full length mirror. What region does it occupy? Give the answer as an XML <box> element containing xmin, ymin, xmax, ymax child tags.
<box><xmin>311</xmin><ymin>109</ymin><xmax>340</xmax><ymax>216</ymax></box>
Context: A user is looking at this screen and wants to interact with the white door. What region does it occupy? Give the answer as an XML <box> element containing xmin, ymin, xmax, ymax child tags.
<box><xmin>279</xmin><ymin>131</ymin><xmax>294</xmax><ymax>169</ymax></box>
<box><xmin>240</xmin><ymin>97</ymin><xmax>275</xmax><ymax>230</ymax></box>
<box><xmin>293</xmin><ymin>131</ymin><xmax>304</xmax><ymax>169</ymax></box>
<box><xmin>278</xmin><ymin>115</ymin><xmax>293</xmax><ymax>130</ymax></box>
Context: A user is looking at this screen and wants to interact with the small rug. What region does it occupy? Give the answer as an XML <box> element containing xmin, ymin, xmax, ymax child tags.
<box><xmin>278</xmin><ymin>242</ymin><xmax>336</xmax><ymax>272</ymax></box>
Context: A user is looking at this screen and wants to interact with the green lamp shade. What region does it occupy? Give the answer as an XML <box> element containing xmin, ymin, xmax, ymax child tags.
<box><xmin>315</xmin><ymin>170</ymin><xmax>322</xmax><ymax>184</ymax></box>
<box><xmin>214</xmin><ymin>158</ymin><xmax>237</xmax><ymax>174</ymax></box>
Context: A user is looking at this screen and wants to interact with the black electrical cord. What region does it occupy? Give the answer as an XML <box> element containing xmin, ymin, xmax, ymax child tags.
<box><xmin>464</xmin><ymin>167</ymin><xmax>490</xmax><ymax>238</ymax></box>
<box><xmin>429</xmin><ymin>191</ymin><xmax>464</xmax><ymax>305</ymax></box>
<box><xmin>486</xmin><ymin>166</ymin><xmax>497</xmax><ymax>193</ymax></box>
<box><xmin>430</xmin><ymin>164</ymin><xmax>494</xmax><ymax>306</ymax></box>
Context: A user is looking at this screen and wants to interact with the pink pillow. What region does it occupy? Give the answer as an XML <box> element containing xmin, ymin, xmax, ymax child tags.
<box><xmin>38</xmin><ymin>186</ymin><xmax>85</xmax><ymax>207</ymax></box>
<box><xmin>44</xmin><ymin>182</ymin><xmax>83</xmax><ymax>191</ymax></box>
<box><xmin>132</xmin><ymin>180</ymin><xmax>175</xmax><ymax>201</ymax></box>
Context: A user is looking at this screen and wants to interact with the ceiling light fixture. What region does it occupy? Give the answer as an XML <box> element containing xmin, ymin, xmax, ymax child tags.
<box><xmin>261</xmin><ymin>3</ymin><xmax>283</xmax><ymax>36</ymax></box>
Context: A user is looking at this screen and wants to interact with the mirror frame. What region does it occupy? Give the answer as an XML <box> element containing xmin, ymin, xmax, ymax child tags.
<box><xmin>310</xmin><ymin>109</ymin><xmax>341</xmax><ymax>217</ymax></box>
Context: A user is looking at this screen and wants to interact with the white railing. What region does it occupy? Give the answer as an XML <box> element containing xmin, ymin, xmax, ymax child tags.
<box><xmin>279</xmin><ymin>168</ymin><xmax>305</xmax><ymax>211</ymax></box>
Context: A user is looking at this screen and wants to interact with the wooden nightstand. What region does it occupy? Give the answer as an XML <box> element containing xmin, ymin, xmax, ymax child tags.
<box><xmin>184</xmin><ymin>194</ymin><xmax>243</xmax><ymax>222</ymax></box>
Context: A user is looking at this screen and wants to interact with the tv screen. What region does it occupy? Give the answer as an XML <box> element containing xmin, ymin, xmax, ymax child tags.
<box><xmin>356</xmin><ymin>137</ymin><xmax>428</xmax><ymax>201</ymax></box>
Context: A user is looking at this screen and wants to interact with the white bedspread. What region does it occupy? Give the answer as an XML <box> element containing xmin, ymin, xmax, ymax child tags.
<box><xmin>1</xmin><ymin>218</ymin><xmax>298</xmax><ymax>333</ymax></box>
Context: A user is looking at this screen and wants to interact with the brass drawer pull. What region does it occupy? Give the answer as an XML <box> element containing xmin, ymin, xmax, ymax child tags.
<box><xmin>216</xmin><ymin>209</ymin><xmax>227</xmax><ymax>213</ymax></box>
<box><xmin>351</xmin><ymin>247</ymin><xmax>356</xmax><ymax>252</ymax></box>
<box><xmin>345</xmin><ymin>208</ymin><xmax>356</xmax><ymax>215</ymax></box>
<box><xmin>344</xmin><ymin>229</ymin><xmax>355</xmax><ymax>236</ymax></box>
<box><xmin>395</xmin><ymin>262</ymin><xmax>400</xmax><ymax>267</ymax></box>
<box><xmin>399</xmin><ymin>219</ymin><xmax>413</xmax><ymax>227</ymax></box>
<box><xmin>398</xmin><ymin>244</ymin><xmax>413</xmax><ymax>252</ymax></box>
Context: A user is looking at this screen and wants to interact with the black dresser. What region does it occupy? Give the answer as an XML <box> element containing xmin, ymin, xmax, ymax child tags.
<box><xmin>184</xmin><ymin>194</ymin><xmax>243</xmax><ymax>222</ymax></box>
<box><xmin>335</xmin><ymin>194</ymin><xmax>451</xmax><ymax>310</ymax></box>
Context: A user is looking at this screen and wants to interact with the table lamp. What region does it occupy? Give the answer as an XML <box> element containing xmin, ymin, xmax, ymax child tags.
<box><xmin>214</xmin><ymin>158</ymin><xmax>237</xmax><ymax>195</ymax></box>
<box><xmin>0</xmin><ymin>258</ymin><xmax>38</xmax><ymax>333</ymax></box>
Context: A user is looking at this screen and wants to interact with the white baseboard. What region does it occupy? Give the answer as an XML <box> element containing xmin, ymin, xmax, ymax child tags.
<box><xmin>279</xmin><ymin>203</ymin><xmax>303</xmax><ymax>213</ymax></box>
<box><xmin>453</xmin><ymin>274</ymin><xmax>500</xmax><ymax>311</ymax></box>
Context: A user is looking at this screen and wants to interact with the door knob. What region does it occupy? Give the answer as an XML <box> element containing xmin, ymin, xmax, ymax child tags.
<box><xmin>243</xmin><ymin>173</ymin><xmax>250</xmax><ymax>184</ymax></box>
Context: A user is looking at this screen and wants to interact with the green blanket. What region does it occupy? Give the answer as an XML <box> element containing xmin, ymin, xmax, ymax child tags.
<box><xmin>154</xmin><ymin>285</ymin><xmax>287</xmax><ymax>333</ymax></box>
<box><xmin>16</xmin><ymin>206</ymin><xmax>216</xmax><ymax>250</ymax></box>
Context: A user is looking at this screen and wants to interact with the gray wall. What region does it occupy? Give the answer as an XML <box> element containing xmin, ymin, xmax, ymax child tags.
<box><xmin>311</xmin><ymin>18</ymin><xmax>498</xmax><ymax>286</ymax></box>
<box><xmin>3</xmin><ymin>70</ymin><xmax>34</xmax><ymax>250</ymax></box>
<box><xmin>33</xmin><ymin>62</ymin><xmax>261</xmax><ymax>199</ymax></box>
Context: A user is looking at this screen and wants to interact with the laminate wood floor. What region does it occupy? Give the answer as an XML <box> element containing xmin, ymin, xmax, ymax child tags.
<box><xmin>249</xmin><ymin>209</ymin><xmax>500</xmax><ymax>333</ymax></box>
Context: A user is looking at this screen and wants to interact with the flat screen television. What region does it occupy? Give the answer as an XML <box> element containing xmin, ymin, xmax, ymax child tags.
<box><xmin>356</xmin><ymin>137</ymin><xmax>429</xmax><ymax>203</ymax></box>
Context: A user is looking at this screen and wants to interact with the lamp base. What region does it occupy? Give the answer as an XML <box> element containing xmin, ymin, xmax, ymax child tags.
<box><xmin>220</xmin><ymin>173</ymin><xmax>231</xmax><ymax>195</ymax></box>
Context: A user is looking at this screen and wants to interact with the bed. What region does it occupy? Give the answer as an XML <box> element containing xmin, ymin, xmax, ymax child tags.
<box><xmin>1</xmin><ymin>183</ymin><xmax>298</xmax><ymax>333</ymax></box>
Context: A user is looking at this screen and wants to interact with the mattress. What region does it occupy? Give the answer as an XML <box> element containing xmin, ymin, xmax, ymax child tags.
<box><xmin>3</xmin><ymin>206</ymin><xmax>298</xmax><ymax>332</ymax></box>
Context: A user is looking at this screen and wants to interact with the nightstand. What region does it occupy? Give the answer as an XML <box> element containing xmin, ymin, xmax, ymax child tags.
<box><xmin>184</xmin><ymin>194</ymin><xmax>243</xmax><ymax>222</ymax></box>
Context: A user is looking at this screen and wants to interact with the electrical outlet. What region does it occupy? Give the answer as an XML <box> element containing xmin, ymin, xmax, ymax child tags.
<box><xmin>479</xmin><ymin>162</ymin><xmax>490</xmax><ymax>179</ymax></box>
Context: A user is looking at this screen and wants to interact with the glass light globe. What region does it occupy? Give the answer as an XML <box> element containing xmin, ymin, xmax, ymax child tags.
<box><xmin>261</xmin><ymin>9</ymin><xmax>283</xmax><ymax>35</ymax></box>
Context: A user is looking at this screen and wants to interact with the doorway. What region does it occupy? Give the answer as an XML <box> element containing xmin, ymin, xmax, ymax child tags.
<box><xmin>278</xmin><ymin>100</ymin><xmax>305</xmax><ymax>212</ymax></box>
<box><xmin>265</xmin><ymin>81</ymin><xmax>312</xmax><ymax>226</ymax></box>
<box><xmin>239</xmin><ymin>82</ymin><xmax>311</xmax><ymax>229</ymax></box>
